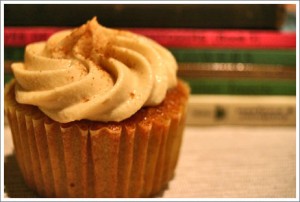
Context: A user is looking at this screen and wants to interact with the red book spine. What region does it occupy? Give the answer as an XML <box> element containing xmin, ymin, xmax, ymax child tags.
<box><xmin>4</xmin><ymin>27</ymin><xmax>296</xmax><ymax>49</ymax></box>
<box><xmin>128</xmin><ymin>28</ymin><xmax>296</xmax><ymax>49</ymax></box>
<box><xmin>4</xmin><ymin>27</ymin><xmax>68</xmax><ymax>47</ymax></box>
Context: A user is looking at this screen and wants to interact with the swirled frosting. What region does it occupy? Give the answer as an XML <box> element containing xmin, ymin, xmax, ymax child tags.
<box><xmin>12</xmin><ymin>18</ymin><xmax>178</xmax><ymax>123</ymax></box>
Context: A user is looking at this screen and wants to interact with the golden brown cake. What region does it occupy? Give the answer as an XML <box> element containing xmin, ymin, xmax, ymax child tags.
<box><xmin>4</xmin><ymin>17</ymin><xmax>189</xmax><ymax>198</ymax></box>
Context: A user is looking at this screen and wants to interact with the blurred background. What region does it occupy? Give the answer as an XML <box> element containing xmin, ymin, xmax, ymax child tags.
<box><xmin>4</xmin><ymin>4</ymin><xmax>296</xmax><ymax>126</ymax></box>
<box><xmin>3</xmin><ymin>3</ymin><xmax>297</xmax><ymax>199</ymax></box>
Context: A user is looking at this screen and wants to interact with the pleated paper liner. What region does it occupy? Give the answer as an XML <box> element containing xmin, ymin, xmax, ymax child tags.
<box><xmin>4</xmin><ymin>80</ymin><xmax>189</xmax><ymax>198</ymax></box>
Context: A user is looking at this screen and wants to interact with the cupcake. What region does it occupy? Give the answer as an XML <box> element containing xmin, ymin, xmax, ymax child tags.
<box><xmin>4</xmin><ymin>17</ymin><xmax>190</xmax><ymax>198</ymax></box>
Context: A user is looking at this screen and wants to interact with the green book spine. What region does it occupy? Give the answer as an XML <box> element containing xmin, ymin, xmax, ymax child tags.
<box><xmin>170</xmin><ymin>49</ymin><xmax>296</xmax><ymax>66</ymax></box>
<box><xmin>182</xmin><ymin>78</ymin><xmax>296</xmax><ymax>95</ymax></box>
<box><xmin>4</xmin><ymin>47</ymin><xmax>24</xmax><ymax>61</ymax></box>
<box><xmin>4</xmin><ymin>73</ymin><xmax>14</xmax><ymax>84</ymax></box>
<box><xmin>5</xmin><ymin>47</ymin><xmax>296</xmax><ymax>67</ymax></box>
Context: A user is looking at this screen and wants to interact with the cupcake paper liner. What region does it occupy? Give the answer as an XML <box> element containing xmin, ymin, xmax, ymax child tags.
<box><xmin>5</xmin><ymin>81</ymin><xmax>189</xmax><ymax>198</ymax></box>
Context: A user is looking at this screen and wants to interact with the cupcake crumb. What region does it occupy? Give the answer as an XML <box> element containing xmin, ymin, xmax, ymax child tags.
<box><xmin>130</xmin><ymin>92</ymin><xmax>135</xmax><ymax>98</ymax></box>
<box><xmin>83</xmin><ymin>97</ymin><xmax>89</xmax><ymax>102</ymax></box>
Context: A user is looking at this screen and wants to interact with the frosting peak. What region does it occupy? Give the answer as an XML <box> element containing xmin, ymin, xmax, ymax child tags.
<box><xmin>12</xmin><ymin>18</ymin><xmax>178</xmax><ymax>123</ymax></box>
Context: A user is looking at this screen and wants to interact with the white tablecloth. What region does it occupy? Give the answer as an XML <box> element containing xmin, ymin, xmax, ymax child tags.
<box><xmin>4</xmin><ymin>125</ymin><xmax>296</xmax><ymax>198</ymax></box>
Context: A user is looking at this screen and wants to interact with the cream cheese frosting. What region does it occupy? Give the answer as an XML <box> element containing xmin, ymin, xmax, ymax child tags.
<box><xmin>12</xmin><ymin>18</ymin><xmax>178</xmax><ymax>123</ymax></box>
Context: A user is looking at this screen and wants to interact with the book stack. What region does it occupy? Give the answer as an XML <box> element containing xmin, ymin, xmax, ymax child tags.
<box><xmin>4</xmin><ymin>4</ymin><xmax>296</xmax><ymax>126</ymax></box>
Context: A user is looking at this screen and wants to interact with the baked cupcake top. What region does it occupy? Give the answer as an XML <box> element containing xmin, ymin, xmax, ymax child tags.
<box><xmin>11</xmin><ymin>17</ymin><xmax>178</xmax><ymax>123</ymax></box>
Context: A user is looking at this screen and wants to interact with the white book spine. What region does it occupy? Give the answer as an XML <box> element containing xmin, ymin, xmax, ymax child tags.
<box><xmin>187</xmin><ymin>95</ymin><xmax>296</xmax><ymax>126</ymax></box>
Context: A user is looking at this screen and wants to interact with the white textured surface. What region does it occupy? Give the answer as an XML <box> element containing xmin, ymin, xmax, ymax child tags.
<box><xmin>4</xmin><ymin>125</ymin><xmax>296</xmax><ymax>198</ymax></box>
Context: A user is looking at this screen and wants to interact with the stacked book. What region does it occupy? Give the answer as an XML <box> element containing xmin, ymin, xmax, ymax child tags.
<box><xmin>4</xmin><ymin>4</ymin><xmax>296</xmax><ymax>126</ymax></box>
